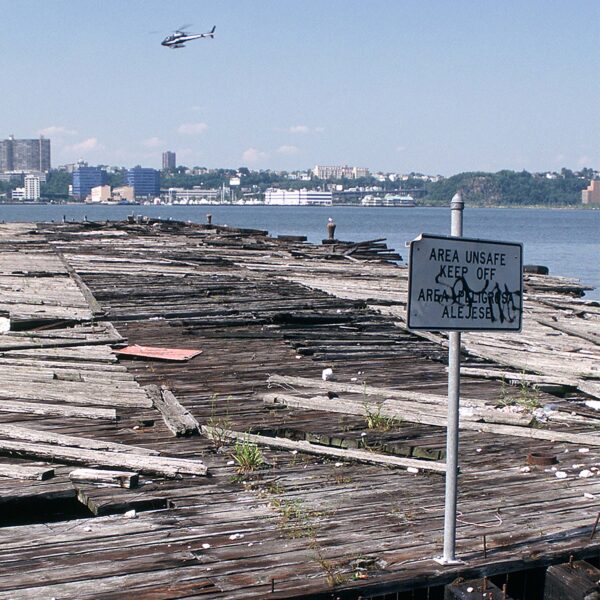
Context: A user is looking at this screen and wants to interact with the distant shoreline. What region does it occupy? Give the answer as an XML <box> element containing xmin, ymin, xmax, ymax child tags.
<box><xmin>0</xmin><ymin>201</ymin><xmax>597</xmax><ymax>210</ymax></box>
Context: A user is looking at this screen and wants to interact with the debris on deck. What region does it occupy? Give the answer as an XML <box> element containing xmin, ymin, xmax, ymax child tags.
<box><xmin>0</xmin><ymin>219</ymin><xmax>598</xmax><ymax>599</ymax></box>
<box><xmin>114</xmin><ymin>344</ymin><xmax>203</xmax><ymax>361</ymax></box>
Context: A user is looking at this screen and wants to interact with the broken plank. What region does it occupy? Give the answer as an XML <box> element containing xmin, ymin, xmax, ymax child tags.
<box><xmin>0</xmin><ymin>464</ymin><xmax>54</xmax><ymax>481</ymax></box>
<box><xmin>0</xmin><ymin>337</ymin><xmax>124</xmax><ymax>352</ymax></box>
<box><xmin>201</xmin><ymin>425</ymin><xmax>446</xmax><ymax>473</ymax></box>
<box><xmin>263</xmin><ymin>391</ymin><xmax>533</xmax><ymax>428</ymax></box>
<box><xmin>0</xmin><ymin>424</ymin><xmax>158</xmax><ymax>456</ymax></box>
<box><xmin>458</xmin><ymin>366</ymin><xmax>579</xmax><ymax>388</ymax></box>
<box><xmin>69</xmin><ymin>468</ymin><xmax>139</xmax><ymax>489</ymax></box>
<box><xmin>539</xmin><ymin>319</ymin><xmax>600</xmax><ymax>346</ymax></box>
<box><xmin>145</xmin><ymin>385</ymin><xmax>199</xmax><ymax>437</ymax></box>
<box><xmin>0</xmin><ymin>400</ymin><xmax>116</xmax><ymax>421</ymax></box>
<box><xmin>0</xmin><ymin>440</ymin><xmax>208</xmax><ymax>478</ymax></box>
<box><xmin>266</xmin><ymin>373</ymin><xmax>489</xmax><ymax>407</ymax></box>
<box><xmin>263</xmin><ymin>392</ymin><xmax>600</xmax><ymax>446</ymax></box>
<box><xmin>0</xmin><ymin>385</ymin><xmax>153</xmax><ymax>409</ymax></box>
<box><xmin>56</xmin><ymin>251</ymin><xmax>106</xmax><ymax>317</ymax></box>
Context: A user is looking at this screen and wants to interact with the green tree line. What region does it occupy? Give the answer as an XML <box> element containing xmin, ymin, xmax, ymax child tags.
<box><xmin>424</xmin><ymin>169</ymin><xmax>591</xmax><ymax>206</ymax></box>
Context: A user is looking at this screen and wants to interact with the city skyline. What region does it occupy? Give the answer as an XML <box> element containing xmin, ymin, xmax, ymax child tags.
<box><xmin>2</xmin><ymin>0</ymin><xmax>599</xmax><ymax>175</ymax></box>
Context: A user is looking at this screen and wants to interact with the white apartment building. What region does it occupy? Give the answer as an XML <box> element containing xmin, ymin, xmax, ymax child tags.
<box><xmin>264</xmin><ymin>188</ymin><xmax>332</xmax><ymax>206</ymax></box>
<box><xmin>24</xmin><ymin>174</ymin><xmax>41</xmax><ymax>200</ymax></box>
<box><xmin>312</xmin><ymin>165</ymin><xmax>369</xmax><ymax>180</ymax></box>
<box><xmin>11</xmin><ymin>187</ymin><xmax>25</xmax><ymax>201</ymax></box>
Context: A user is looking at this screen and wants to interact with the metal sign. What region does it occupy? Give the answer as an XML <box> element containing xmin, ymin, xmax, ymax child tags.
<box><xmin>408</xmin><ymin>233</ymin><xmax>523</xmax><ymax>332</ymax></box>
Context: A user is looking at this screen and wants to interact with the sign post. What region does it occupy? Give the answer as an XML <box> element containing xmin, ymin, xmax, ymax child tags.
<box><xmin>444</xmin><ymin>192</ymin><xmax>464</xmax><ymax>564</ymax></box>
<box><xmin>407</xmin><ymin>193</ymin><xmax>523</xmax><ymax>564</ymax></box>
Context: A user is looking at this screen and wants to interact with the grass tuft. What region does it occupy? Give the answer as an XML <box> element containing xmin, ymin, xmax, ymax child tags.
<box><xmin>232</xmin><ymin>438</ymin><xmax>264</xmax><ymax>474</ymax></box>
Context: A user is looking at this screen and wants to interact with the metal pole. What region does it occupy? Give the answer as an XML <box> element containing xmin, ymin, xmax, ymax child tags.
<box><xmin>442</xmin><ymin>191</ymin><xmax>464</xmax><ymax>563</ymax></box>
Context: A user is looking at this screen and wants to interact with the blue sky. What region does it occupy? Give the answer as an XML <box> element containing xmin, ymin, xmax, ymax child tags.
<box><xmin>2</xmin><ymin>0</ymin><xmax>598</xmax><ymax>174</ymax></box>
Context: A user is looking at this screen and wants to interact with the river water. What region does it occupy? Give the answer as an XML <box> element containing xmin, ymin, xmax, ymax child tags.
<box><xmin>1</xmin><ymin>204</ymin><xmax>598</xmax><ymax>300</ymax></box>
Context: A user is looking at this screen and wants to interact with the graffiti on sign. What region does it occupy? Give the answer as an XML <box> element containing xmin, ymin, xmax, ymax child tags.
<box><xmin>408</xmin><ymin>234</ymin><xmax>523</xmax><ymax>331</ymax></box>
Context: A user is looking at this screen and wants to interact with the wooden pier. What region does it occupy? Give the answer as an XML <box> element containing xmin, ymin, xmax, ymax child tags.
<box><xmin>0</xmin><ymin>219</ymin><xmax>598</xmax><ymax>598</ymax></box>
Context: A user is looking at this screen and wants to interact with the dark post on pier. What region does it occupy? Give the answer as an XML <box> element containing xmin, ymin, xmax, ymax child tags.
<box><xmin>327</xmin><ymin>217</ymin><xmax>336</xmax><ymax>241</ymax></box>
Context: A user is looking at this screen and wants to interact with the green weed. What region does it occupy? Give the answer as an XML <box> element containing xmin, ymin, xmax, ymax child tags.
<box><xmin>498</xmin><ymin>374</ymin><xmax>541</xmax><ymax>411</ymax></box>
<box><xmin>364</xmin><ymin>402</ymin><xmax>399</xmax><ymax>431</ymax></box>
<box><xmin>312</xmin><ymin>543</ymin><xmax>346</xmax><ymax>588</ymax></box>
<box><xmin>231</xmin><ymin>438</ymin><xmax>264</xmax><ymax>474</ymax></box>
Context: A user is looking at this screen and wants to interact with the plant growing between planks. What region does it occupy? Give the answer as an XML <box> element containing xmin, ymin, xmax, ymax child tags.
<box><xmin>362</xmin><ymin>381</ymin><xmax>401</xmax><ymax>431</ymax></box>
<box><xmin>231</xmin><ymin>438</ymin><xmax>264</xmax><ymax>474</ymax></box>
<box><xmin>498</xmin><ymin>373</ymin><xmax>541</xmax><ymax>411</ymax></box>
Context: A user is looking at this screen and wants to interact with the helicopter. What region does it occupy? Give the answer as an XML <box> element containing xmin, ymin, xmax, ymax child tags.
<box><xmin>161</xmin><ymin>25</ymin><xmax>215</xmax><ymax>49</ymax></box>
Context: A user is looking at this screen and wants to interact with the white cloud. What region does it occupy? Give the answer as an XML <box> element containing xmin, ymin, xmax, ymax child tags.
<box><xmin>277</xmin><ymin>144</ymin><xmax>299</xmax><ymax>155</ymax></box>
<box><xmin>142</xmin><ymin>136</ymin><xmax>163</xmax><ymax>148</ymax></box>
<box><xmin>289</xmin><ymin>125</ymin><xmax>309</xmax><ymax>134</ymax></box>
<box><xmin>242</xmin><ymin>147</ymin><xmax>268</xmax><ymax>164</ymax></box>
<box><xmin>38</xmin><ymin>125</ymin><xmax>78</xmax><ymax>137</ymax></box>
<box><xmin>314</xmin><ymin>126</ymin><xmax>325</xmax><ymax>133</ymax></box>
<box><xmin>66</xmin><ymin>137</ymin><xmax>100</xmax><ymax>153</ymax></box>
<box><xmin>177</xmin><ymin>122</ymin><xmax>208</xmax><ymax>135</ymax></box>
<box><xmin>396</xmin><ymin>145</ymin><xmax>407</xmax><ymax>153</ymax></box>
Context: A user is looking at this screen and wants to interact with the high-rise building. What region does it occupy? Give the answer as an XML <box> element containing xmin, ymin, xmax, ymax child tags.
<box><xmin>72</xmin><ymin>166</ymin><xmax>107</xmax><ymax>200</ymax></box>
<box><xmin>24</xmin><ymin>174</ymin><xmax>41</xmax><ymax>201</ymax></box>
<box><xmin>0</xmin><ymin>141</ymin><xmax>10</xmax><ymax>172</ymax></box>
<box><xmin>126</xmin><ymin>167</ymin><xmax>160</xmax><ymax>198</ymax></box>
<box><xmin>0</xmin><ymin>136</ymin><xmax>51</xmax><ymax>172</ymax></box>
<box><xmin>162</xmin><ymin>151</ymin><xmax>176</xmax><ymax>170</ymax></box>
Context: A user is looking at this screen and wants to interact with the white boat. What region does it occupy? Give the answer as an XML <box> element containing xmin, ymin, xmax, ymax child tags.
<box><xmin>361</xmin><ymin>193</ymin><xmax>415</xmax><ymax>207</ymax></box>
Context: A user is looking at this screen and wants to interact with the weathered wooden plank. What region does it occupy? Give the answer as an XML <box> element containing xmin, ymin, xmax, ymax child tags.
<box><xmin>69</xmin><ymin>468</ymin><xmax>139</xmax><ymax>489</ymax></box>
<box><xmin>0</xmin><ymin>440</ymin><xmax>208</xmax><ymax>478</ymax></box>
<box><xmin>538</xmin><ymin>319</ymin><xmax>600</xmax><ymax>346</ymax></box>
<box><xmin>0</xmin><ymin>464</ymin><xmax>54</xmax><ymax>481</ymax></box>
<box><xmin>263</xmin><ymin>392</ymin><xmax>600</xmax><ymax>446</ymax></box>
<box><xmin>267</xmin><ymin>373</ymin><xmax>489</xmax><ymax>407</ymax></box>
<box><xmin>263</xmin><ymin>391</ymin><xmax>532</xmax><ymax>428</ymax></box>
<box><xmin>0</xmin><ymin>564</ymin><xmax>218</xmax><ymax>599</ymax></box>
<box><xmin>145</xmin><ymin>385</ymin><xmax>199</xmax><ymax>437</ymax></box>
<box><xmin>202</xmin><ymin>425</ymin><xmax>446</xmax><ymax>473</ymax></box>
<box><xmin>0</xmin><ymin>424</ymin><xmax>158</xmax><ymax>456</ymax></box>
<box><xmin>0</xmin><ymin>336</ymin><xmax>123</xmax><ymax>352</ymax></box>
<box><xmin>459</xmin><ymin>366</ymin><xmax>579</xmax><ymax>387</ymax></box>
<box><xmin>0</xmin><ymin>383</ymin><xmax>153</xmax><ymax>408</ymax></box>
<box><xmin>0</xmin><ymin>399</ymin><xmax>116</xmax><ymax>421</ymax></box>
<box><xmin>56</xmin><ymin>251</ymin><xmax>107</xmax><ymax>317</ymax></box>
<box><xmin>0</xmin><ymin>356</ymin><xmax>130</xmax><ymax>373</ymax></box>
